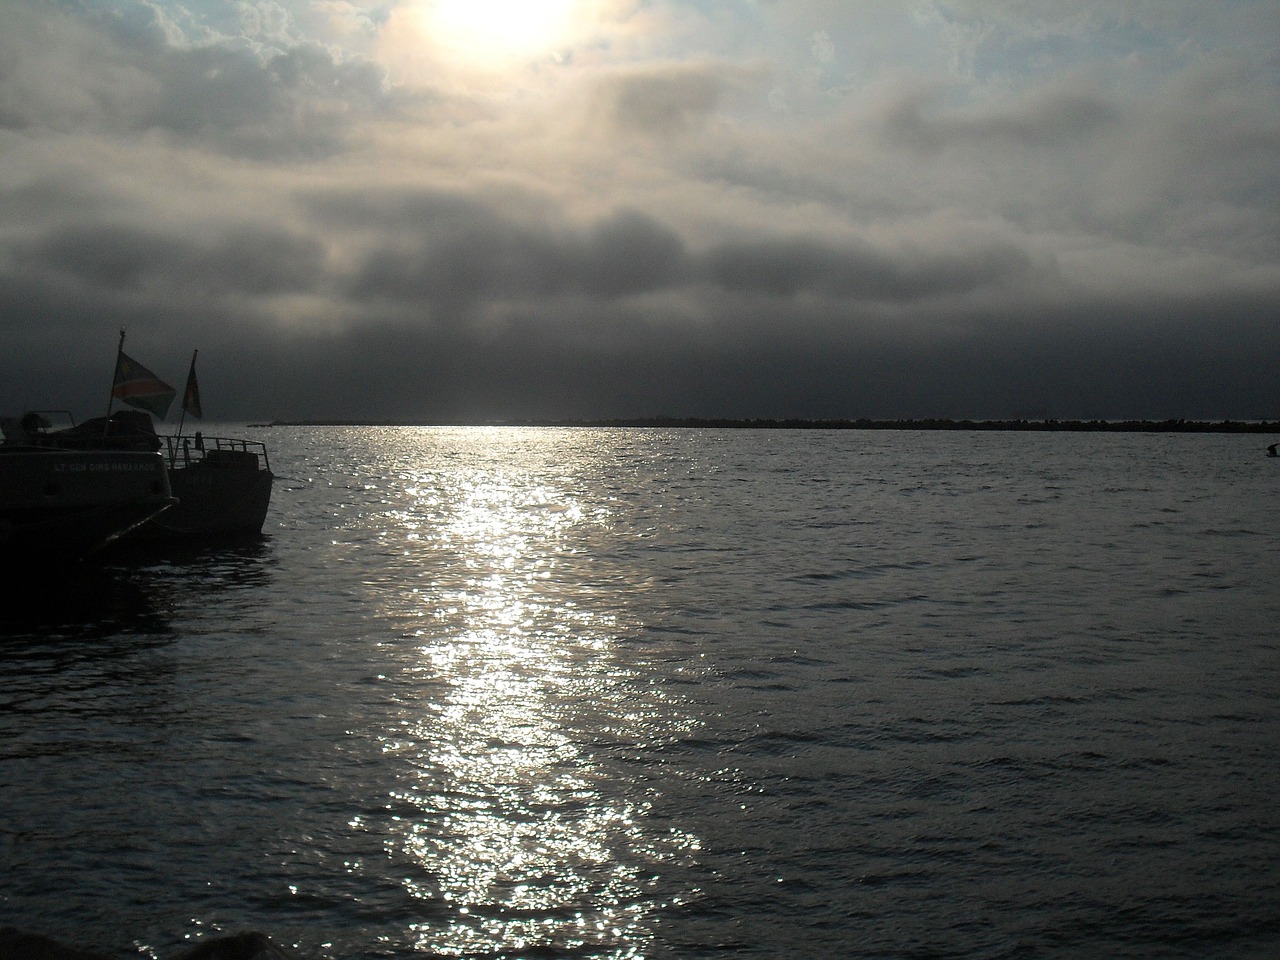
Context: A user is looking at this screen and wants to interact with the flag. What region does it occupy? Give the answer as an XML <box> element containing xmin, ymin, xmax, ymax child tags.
<box><xmin>112</xmin><ymin>351</ymin><xmax>176</xmax><ymax>418</ymax></box>
<box><xmin>183</xmin><ymin>351</ymin><xmax>203</xmax><ymax>419</ymax></box>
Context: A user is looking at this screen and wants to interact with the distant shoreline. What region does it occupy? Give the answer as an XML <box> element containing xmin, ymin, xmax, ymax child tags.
<box><xmin>254</xmin><ymin>417</ymin><xmax>1280</xmax><ymax>433</ymax></box>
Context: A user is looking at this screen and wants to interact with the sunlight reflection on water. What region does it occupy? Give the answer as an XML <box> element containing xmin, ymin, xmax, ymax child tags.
<box><xmin>357</xmin><ymin>428</ymin><xmax>688</xmax><ymax>958</ymax></box>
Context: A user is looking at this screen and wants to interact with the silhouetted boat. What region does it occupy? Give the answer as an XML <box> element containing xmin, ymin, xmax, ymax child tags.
<box><xmin>145</xmin><ymin>428</ymin><xmax>274</xmax><ymax>539</ymax></box>
<box><xmin>0</xmin><ymin>414</ymin><xmax>176</xmax><ymax>567</ymax></box>
<box><xmin>24</xmin><ymin>410</ymin><xmax>273</xmax><ymax>541</ymax></box>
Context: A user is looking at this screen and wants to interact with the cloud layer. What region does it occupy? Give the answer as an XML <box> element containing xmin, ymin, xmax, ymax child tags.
<box><xmin>2</xmin><ymin>0</ymin><xmax>1277</xmax><ymax>421</ymax></box>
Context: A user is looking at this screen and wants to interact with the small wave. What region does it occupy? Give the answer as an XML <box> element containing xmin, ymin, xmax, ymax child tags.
<box><xmin>789</xmin><ymin>559</ymin><xmax>933</xmax><ymax>583</ymax></box>
<box><xmin>991</xmin><ymin>693</ymin><xmax>1092</xmax><ymax>707</ymax></box>
<box><xmin>917</xmin><ymin>665</ymin><xmax>987</xmax><ymax>679</ymax></box>
<box><xmin>741</xmin><ymin>729</ymin><xmax>823</xmax><ymax>753</ymax></box>
<box><xmin>854</xmin><ymin>869</ymin><xmax>930</xmax><ymax>887</ymax></box>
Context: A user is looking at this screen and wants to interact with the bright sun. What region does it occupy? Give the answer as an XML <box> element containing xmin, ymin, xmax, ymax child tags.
<box><xmin>426</xmin><ymin>0</ymin><xmax>578</xmax><ymax>61</ymax></box>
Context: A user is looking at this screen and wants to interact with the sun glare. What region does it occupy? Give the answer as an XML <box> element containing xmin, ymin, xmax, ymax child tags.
<box><xmin>426</xmin><ymin>0</ymin><xmax>578</xmax><ymax>61</ymax></box>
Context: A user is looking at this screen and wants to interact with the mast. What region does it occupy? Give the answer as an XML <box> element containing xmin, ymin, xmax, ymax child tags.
<box><xmin>104</xmin><ymin>327</ymin><xmax>125</xmax><ymax>436</ymax></box>
<box><xmin>177</xmin><ymin>348</ymin><xmax>197</xmax><ymax>438</ymax></box>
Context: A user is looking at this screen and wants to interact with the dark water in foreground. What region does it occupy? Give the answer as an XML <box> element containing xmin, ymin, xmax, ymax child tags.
<box><xmin>2</xmin><ymin>427</ymin><xmax>1278</xmax><ymax>959</ymax></box>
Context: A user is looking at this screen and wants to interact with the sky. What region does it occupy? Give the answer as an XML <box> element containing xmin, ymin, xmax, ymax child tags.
<box><xmin>2</xmin><ymin>0</ymin><xmax>1277</xmax><ymax>422</ymax></box>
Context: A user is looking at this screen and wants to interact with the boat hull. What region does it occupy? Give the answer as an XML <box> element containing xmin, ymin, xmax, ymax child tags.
<box><xmin>133</xmin><ymin>449</ymin><xmax>273</xmax><ymax>539</ymax></box>
<box><xmin>7</xmin><ymin>412</ymin><xmax>275</xmax><ymax>545</ymax></box>
<box><xmin>0</xmin><ymin>449</ymin><xmax>176</xmax><ymax>566</ymax></box>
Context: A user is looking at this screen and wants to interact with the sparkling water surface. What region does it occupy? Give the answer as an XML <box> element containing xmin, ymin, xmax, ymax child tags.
<box><xmin>2</xmin><ymin>427</ymin><xmax>1278</xmax><ymax>959</ymax></box>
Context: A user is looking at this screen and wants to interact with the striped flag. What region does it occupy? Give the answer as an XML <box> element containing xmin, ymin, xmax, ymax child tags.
<box><xmin>113</xmin><ymin>351</ymin><xmax>176</xmax><ymax>418</ymax></box>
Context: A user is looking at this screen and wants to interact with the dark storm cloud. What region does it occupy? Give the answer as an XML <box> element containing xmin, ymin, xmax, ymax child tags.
<box><xmin>21</xmin><ymin>223</ymin><xmax>326</xmax><ymax>298</ymax></box>
<box><xmin>328</xmin><ymin>190</ymin><xmax>689</xmax><ymax>311</ymax></box>
<box><xmin>703</xmin><ymin>236</ymin><xmax>1041</xmax><ymax>302</ymax></box>
<box><xmin>2</xmin><ymin>215</ymin><xmax>1276</xmax><ymax>424</ymax></box>
<box><xmin>583</xmin><ymin>211</ymin><xmax>689</xmax><ymax>296</ymax></box>
<box><xmin>176</xmin><ymin>283</ymin><xmax>1277</xmax><ymax>424</ymax></box>
<box><xmin>332</xmin><ymin>183</ymin><xmax>1038</xmax><ymax>318</ymax></box>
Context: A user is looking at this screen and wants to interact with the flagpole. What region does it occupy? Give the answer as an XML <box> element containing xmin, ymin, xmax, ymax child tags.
<box><xmin>177</xmin><ymin>349</ymin><xmax>197</xmax><ymax>438</ymax></box>
<box><xmin>105</xmin><ymin>327</ymin><xmax>125</xmax><ymax>436</ymax></box>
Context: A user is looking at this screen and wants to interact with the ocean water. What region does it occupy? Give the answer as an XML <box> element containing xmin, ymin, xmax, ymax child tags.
<box><xmin>2</xmin><ymin>426</ymin><xmax>1278</xmax><ymax>959</ymax></box>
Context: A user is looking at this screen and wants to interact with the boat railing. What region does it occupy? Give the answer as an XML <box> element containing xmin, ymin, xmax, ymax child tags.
<box><xmin>160</xmin><ymin>434</ymin><xmax>271</xmax><ymax>473</ymax></box>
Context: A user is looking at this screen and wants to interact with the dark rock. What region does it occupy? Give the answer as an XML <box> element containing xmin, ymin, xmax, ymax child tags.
<box><xmin>0</xmin><ymin>930</ymin><xmax>292</xmax><ymax>960</ymax></box>
<box><xmin>0</xmin><ymin>928</ymin><xmax>120</xmax><ymax>960</ymax></box>
<box><xmin>172</xmin><ymin>933</ymin><xmax>291</xmax><ymax>960</ymax></box>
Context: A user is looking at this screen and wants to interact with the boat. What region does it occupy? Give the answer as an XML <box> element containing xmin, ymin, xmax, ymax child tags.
<box><xmin>22</xmin><ymin>409</ymin><xmax>273</xmax><ymax>541</ymax></box>
<box><xmin>141</xmin><ymin>422</ymin><xmax>274</xmax><ymax>540</ymax></box>
<box><xmin>0</xmin><ymin>413</ymin><xmax>176</xmax><ymax>568</ymax></box>
<box><xmin>4</xmin><ymin>334</ymin><xmax>274</xmax><ymax>550</ymax></box>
